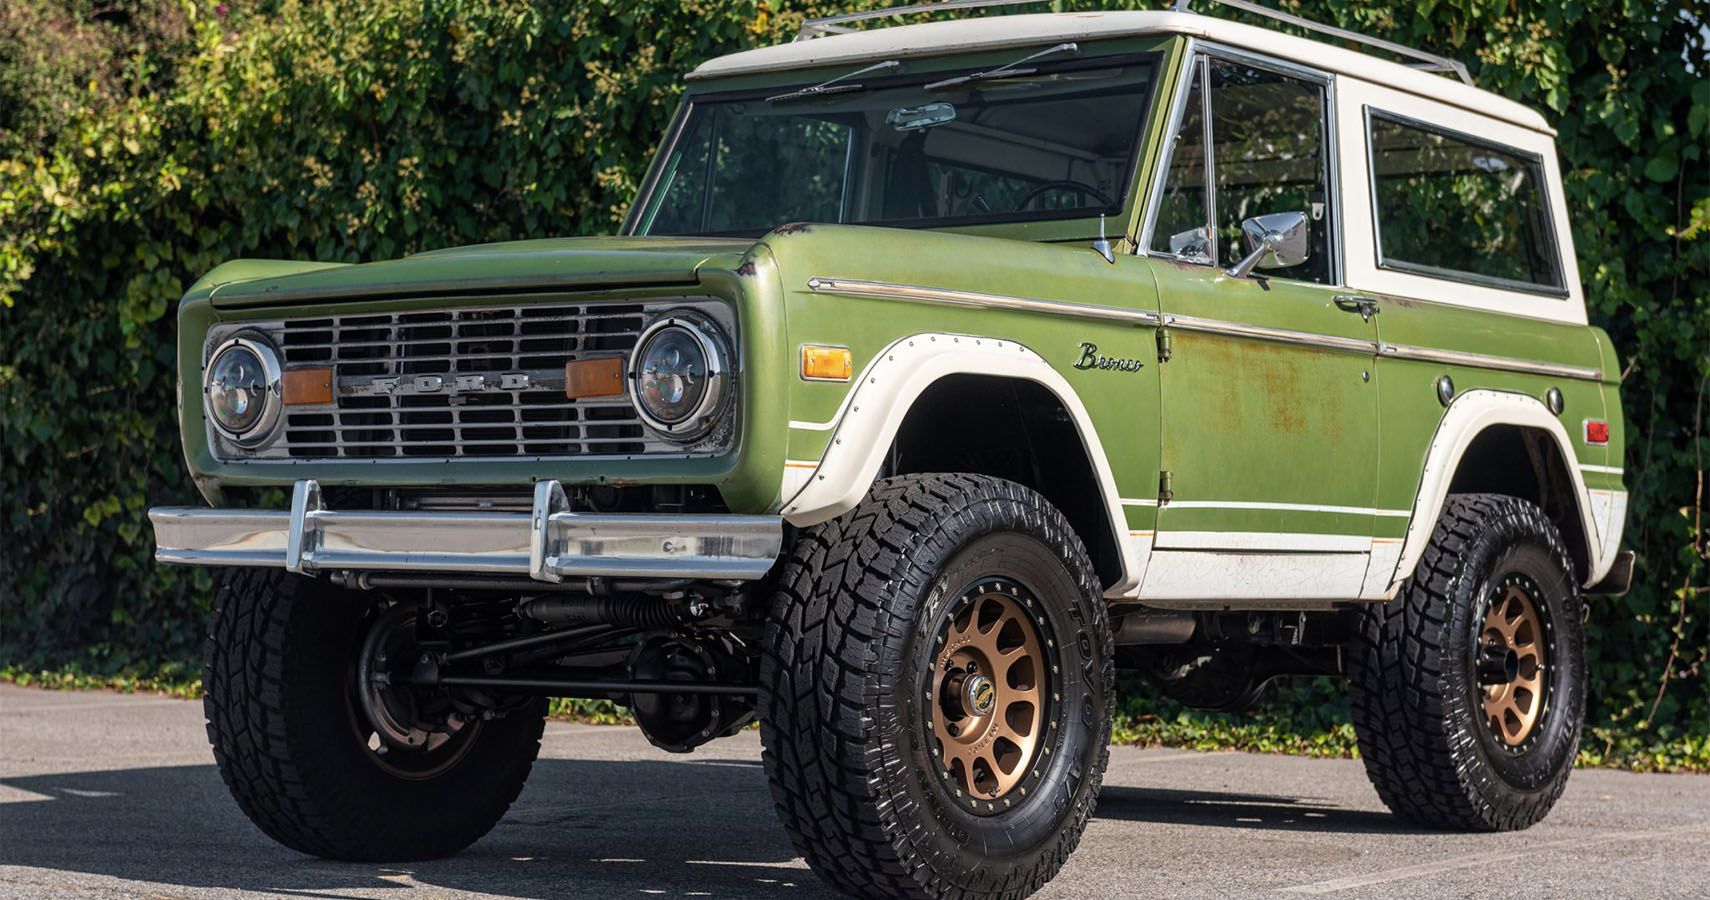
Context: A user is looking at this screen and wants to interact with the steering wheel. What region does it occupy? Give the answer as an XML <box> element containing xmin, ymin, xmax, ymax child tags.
<box><xmin>1015</xmin><ymin>179</ymin><xmax>1117</xmax><ymax>212</ymax></box>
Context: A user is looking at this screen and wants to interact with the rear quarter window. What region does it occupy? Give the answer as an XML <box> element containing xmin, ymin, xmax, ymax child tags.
<box><xmin>1366</xmin><ymin>110</ymin><xmax>1565</xmax><ymax>296</ymax></box>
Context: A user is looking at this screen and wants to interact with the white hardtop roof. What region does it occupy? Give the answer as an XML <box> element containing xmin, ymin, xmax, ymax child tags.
<box><xmin>689</xmin><ymin>10</ymin><xmax>1552</xmax><ymax>134</ymax></box>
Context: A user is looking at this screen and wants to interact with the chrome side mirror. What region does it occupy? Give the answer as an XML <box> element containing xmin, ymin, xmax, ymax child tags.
<box><xmin>1225</xmin><ymin>211</ymin><xmax>1310</xmax><ymax>279</ymax></box>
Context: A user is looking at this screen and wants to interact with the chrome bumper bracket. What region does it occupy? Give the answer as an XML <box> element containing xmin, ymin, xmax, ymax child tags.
<box><xmin>150</xmin><ymin>479</ymin><xmax>784</xmax><ymax>583</ymax></box>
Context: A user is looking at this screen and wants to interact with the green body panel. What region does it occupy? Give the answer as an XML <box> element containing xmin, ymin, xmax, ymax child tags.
<box><xmin>206</xmin><ymin>237</ymin><xmax>747</xmax><ymax>308</ymax></box>
<box><xmin>1586</xmin><ymin>325</ymin><xmax>1627</xmax><ymax>490</ymax></box>
<box><xmin>759</xmin><ymin>224</ymin><xmax>1164</xmax><ymax>526</ymax></box>
<box><xmin>1149</xmin><ymin>261</ymin><xmax>1382</xmax><ymax>540</ymax></box>
<box><xmin>189</xmin><ymin>259</ymin><xmax>353</xmax><ymax>296</ymax></box>
<box><xmin>1369</xmin><ymin>295</ymin><xmax>1614</xmax><ymax>519</ymax></box>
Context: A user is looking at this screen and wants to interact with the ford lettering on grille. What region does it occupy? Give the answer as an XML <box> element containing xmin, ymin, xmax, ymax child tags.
<box><xmin>361</xmin><ymin>372</ymin><xmax>537</xmax><ymax>397</ymax></box>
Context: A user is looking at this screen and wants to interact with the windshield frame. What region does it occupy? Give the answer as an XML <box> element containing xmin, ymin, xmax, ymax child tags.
<box><xmin>623</xmin><ymin>43</ymin><xmax>1170</xmax><ymax>241</ymax></box>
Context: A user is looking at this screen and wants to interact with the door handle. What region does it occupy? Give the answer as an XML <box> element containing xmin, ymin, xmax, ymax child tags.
<box><xmin>1333</xmin><ymin>295</ymin><xmax>1379</xmax><ymax>321</ymax></box>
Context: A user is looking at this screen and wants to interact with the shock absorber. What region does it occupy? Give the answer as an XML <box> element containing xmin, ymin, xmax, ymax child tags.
<box><xmin>515</xmin><ymin>594</ymin><xmax>709</xmax><ymax>629</ymax></box>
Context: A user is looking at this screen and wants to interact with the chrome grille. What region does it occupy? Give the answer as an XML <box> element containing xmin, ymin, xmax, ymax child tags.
<box><xmin>274</xmin><ymin>303</ymin><xmax>650</xmax><ymax>459</ymax></box>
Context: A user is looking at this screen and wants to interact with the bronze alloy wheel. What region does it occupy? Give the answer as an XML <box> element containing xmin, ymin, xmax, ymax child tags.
<box><xmin>928</xmin><ymin>577</ymin><xmax>1055</xmax><ymax>811</ymax></box>
<box><xmin>1478</xmin><ymin>573</ymin><xmax>1551</xmax><ymax>749</ymax></box>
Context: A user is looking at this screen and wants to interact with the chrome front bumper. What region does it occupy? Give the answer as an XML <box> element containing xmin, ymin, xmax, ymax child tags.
<box><xmin>149</xmin><ymin>480</ymin><xmax>784</xmax><ymax>582</ymax></box>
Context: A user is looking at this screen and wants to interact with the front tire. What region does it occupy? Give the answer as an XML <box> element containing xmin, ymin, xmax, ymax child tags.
<box><xmin>759</xmin><ymin>474</ymin><xmax>1113</xmax><ymax>900</ymax></box>
<box><xmin>1348</xmin><ymin>493</ymin><xmax>1586</xmax><ymax>831</ymax></box>
<box><xmin>203</xmin><ymin>569</ymin><xmax>546</xmax><ymax>861</ymax></box>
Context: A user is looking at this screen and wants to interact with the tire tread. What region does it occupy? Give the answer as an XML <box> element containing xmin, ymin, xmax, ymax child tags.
<box><xmin>1348</xmin><ymin>493</ymin><xmax>1580</xmax><ymax>831</ymax></box>
<box><xmin>759</xmin><ymin>474</ymin><xmax>1110</xmax><ymax>900</ymax></box>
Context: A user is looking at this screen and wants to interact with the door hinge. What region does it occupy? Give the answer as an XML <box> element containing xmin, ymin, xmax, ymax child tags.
<box><xmin>1158</xmin><ymin>470</ymin><xmax>1174</xmax><ymax>505</ymax></box>
<box><xmin>1155</xmin><ymin>326</ymin><xmax>1173</xmax><ymax>363</ymax></box>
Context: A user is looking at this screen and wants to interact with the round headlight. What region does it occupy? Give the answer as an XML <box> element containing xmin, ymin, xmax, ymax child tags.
<box><xmin>204</xmin><ymin>336</ymin><xmax>282</xmax><ymax>445</ymax></box>
<box><xmin>628</xmin><ymin>312</ymin><xmax>730</xmax><ymax>440</ymax></box>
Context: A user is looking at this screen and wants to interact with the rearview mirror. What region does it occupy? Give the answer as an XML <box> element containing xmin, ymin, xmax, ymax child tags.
<box><xmin>886</xmin><ymin>102</ymin><xmax>956</xmax><ymax>132</ymax></box>
<box><xmin>1225</xmin><ymin>211</ymin><xmax>1310</xmax><ymax>278</ymax></box>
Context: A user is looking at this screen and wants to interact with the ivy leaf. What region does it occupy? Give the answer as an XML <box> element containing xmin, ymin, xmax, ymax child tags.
<box><xmin>1643</xmin><ymin>155</ymin><xmax>1679</xmax><ymax>183</ymax></box>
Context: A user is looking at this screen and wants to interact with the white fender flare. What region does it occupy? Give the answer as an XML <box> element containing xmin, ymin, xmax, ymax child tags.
<box><xmin>1384</xmin><ymin>389</ymin><xmax>1624</xmax><ymax>594</ymax></box>
<box><xmin>779</xmin><ymin>333</ymin><xmax>1146</xmax><ymax>597</ymax></box>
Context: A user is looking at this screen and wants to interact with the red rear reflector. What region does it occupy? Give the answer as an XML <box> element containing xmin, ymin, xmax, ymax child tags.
<box><xmin>1585</xmin><ymin>421</ymin><xmax>1610</xmax><ymax>445</ymax></box>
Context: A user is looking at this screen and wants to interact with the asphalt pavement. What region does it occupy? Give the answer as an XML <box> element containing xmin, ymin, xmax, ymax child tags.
<box><xmin>1</xmin><ymin>683</ymin><xmax>1705</xmax><ymax>899</ymax></box>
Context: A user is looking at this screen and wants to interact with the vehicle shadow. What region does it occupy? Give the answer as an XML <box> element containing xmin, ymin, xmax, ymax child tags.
<box><xmin>1094</xmin><ymin>784</ymin><xmax>1430</xmax><ymax>835</ymax></box>
<box><xmin>0</xmin><ymin>758</ymin><xmax>829</xmax><ymax>900</ymax></box>
<box><xmin>0</xmin><ymin>758</ymin><xmax>1426</xmax><ymax>897</ymax></box>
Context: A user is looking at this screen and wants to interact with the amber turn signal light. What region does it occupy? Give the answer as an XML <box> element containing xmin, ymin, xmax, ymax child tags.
<box><xmin>565</xmin><ymin>357</ymin><xmax>625</xmax><ymax>399</ymax></box>
<box><xmin>800</xmin><ymin>345</ymin><xmax>853</xmax><ymax>382</ymax></box>
<box><xmin>281</xmin><ymin>368</ymin><xmax>333</xmax><ymax>406</ymax></box>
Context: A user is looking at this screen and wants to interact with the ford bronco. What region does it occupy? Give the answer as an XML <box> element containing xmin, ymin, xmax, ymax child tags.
<box><xmin>149</xmin><ymin>2</ymin><xmax>1633</xmax><ymax>897</ymax></box>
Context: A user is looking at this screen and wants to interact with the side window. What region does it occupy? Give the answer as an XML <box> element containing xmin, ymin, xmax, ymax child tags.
<box><xmin>1367</xmin><ymin>113</ymin><xmax>1564</xmax><ymax>293</ymax></box>
<box><xmin>1147</xmin><ymin>55</ymin><xmax>1334</xmax><ymax>284</ymax></box>
<box><xmin>1207</xmin><ymin>59</ymin><xmax>1333</xmax><ymax>284</ymax></box>
<box><xmin>1149</xmin><ymin>60</ymin><xmax>1210</xmax><ymax>262</ymax></box>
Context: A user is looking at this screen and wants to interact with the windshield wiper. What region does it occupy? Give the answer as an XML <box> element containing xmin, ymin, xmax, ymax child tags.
<box><xmin>767</xmin><ymin>59</ymin><xmax>902</xmax><ymax>104</ymax></box>
<box><xmin>925</xmin><ymin>42</ymin><xmax>1079</xmax><ymax>91</ymax></box>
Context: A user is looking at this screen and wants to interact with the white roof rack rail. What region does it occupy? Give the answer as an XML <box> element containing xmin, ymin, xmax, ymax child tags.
<box><xmin>1176</xmin><ymin>0</ymin><xmax>1473</xmax><ymax>84</ymax></box>
<box><xmin>794</xmin><ymin>0</ymin><xmax>1046</xmax><ymax>42</ymax></box>
<box><xmin>793</xmin><ymin>0</ymin><xmax>1474</xmax><ymax>86</ymax></box>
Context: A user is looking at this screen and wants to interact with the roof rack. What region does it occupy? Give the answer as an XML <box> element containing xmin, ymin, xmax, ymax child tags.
<box><xmin>1176</xmin><ymin>0</ymin><xmax>1473</xmax><ymax>85</ymax></box>
<box><xmin>794</xmin><ymin>0</ymin><xmax>1046</xmax><ymax>42</ymax></box>
<box><xmin>793</xmin><ymin>0</ymin><xmax>1474</xmax><ymax>86</ymax></box>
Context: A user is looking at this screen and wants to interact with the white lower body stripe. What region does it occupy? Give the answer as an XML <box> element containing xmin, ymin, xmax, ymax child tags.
<box><xmin>1163</xmin><ymin>500</ymin><xmax>1412</xmax><ymax>518</ymax></box>
<box><xmin>1153</xmin><ymin>531</ymin><xmax>1372</xmax><ymax>552</ymax></box>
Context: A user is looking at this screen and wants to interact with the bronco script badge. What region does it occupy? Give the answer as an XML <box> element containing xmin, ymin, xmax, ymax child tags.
<box><xmin>1073</xmin><ymin>342</ymin><xmax>1145</xmax><ymax>373</ymax></box>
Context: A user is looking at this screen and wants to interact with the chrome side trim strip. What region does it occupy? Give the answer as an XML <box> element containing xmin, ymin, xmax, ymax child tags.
<box><xmin>1162</xmin><ymin>313</ymin><xmax>1379</xmax><ymax>355</ymax></box>
<box><xmin>804</xmin><ymin>277</ymin><xmax>1604</xmax><ymax>381</ymax></box>
<box><xmin>806</xmin><ymin>277</ymin><xmax>1163</xmax><ymax>327</ymax></box>
<box><xmin>1378</xmin><ymin>343</ymin><xmax>1604</xmax><ymax>382</ymax></box>
<box><xmin>151</xmin><ymin>479</ymin><xmax>784</xmax><ymax>582</ymax></box>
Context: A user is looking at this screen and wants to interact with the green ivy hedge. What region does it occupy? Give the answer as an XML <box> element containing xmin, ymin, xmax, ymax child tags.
<box><xmin>1</xmin><ymin>0</ymin><xmax>1704</xmax><ymax>768</ymax></box>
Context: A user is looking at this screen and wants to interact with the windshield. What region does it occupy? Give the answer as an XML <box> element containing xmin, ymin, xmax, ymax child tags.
<box><xmin>635</xmin><ymin>53</ymin><xmax>1160</xmax><ymax>237</ymax></box>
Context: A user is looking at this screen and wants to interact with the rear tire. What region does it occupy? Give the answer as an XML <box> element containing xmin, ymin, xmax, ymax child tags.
<box><xmin>203</xmin><ymin>568</ymin><xmax>545</xmax><ymax>861</ymax></box>
<box><xmin>759</xmin><ymin>474</ymin><xmax>1113</xmax><ymax>900</ymax></box>
<box><xmin>1349</xmin><ymin>493</ymin><xmax>1585</xmax><ymax>831</ymax></box>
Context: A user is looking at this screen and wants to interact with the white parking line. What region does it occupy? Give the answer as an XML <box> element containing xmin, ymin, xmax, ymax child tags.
<box><xmin>1279</xmin><ymin>824</ymin><xmax>1710</xmax><ymax>894</ymax></box>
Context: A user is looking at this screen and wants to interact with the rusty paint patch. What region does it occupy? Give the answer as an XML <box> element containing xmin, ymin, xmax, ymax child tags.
<box><xmin>772</xmin><ymin>222</ymin><xmax>813</xmax><ymax>235</ymax></box>
<box><xmin>735</xmin><ymin>260</ymin><xmax>758</xmax><ymax>277</ymax></box>
<box><xmin>1181</xmin><ymin>333</ymin><xmax>1335</xmax><ymax>439</ymax></box>
<box><xmin>1377</xmin><ymin>292</ymin><xmax>1420</xmax><ymax>308</ymax></box>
